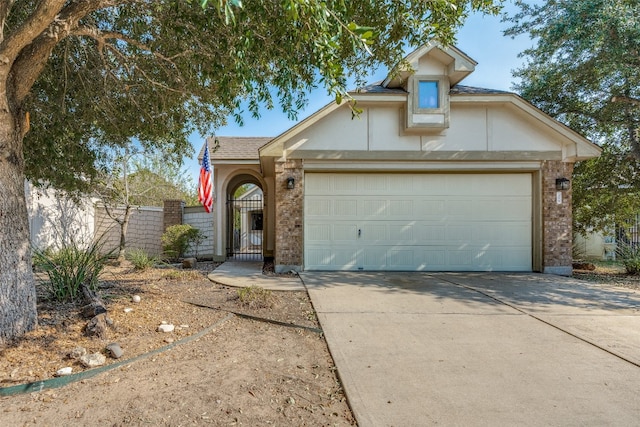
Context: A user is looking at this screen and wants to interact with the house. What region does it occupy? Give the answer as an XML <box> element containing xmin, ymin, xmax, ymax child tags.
<box><xmin>199</xmin><ymin>42</ymin><xmax>601</xmax><ymax>275</ymax></box>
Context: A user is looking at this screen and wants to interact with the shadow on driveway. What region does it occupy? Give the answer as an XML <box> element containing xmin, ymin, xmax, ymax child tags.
<box><xmin>301</xmin><ymin>272</ymin><xmax>640</xmax><ymax>427</ymax></box>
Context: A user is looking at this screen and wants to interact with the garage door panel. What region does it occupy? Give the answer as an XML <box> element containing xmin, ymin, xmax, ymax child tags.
<box><xmin>333</xmin><ymin>224</ymin><xmax>358</xmax><ymax>241</ymax></box>
<box><xmin>422</xmin><ymin>225</ymin><xmax>447</xmax><ymax>242</ymax></box>
<box><xmin>361</xmin><ymin>199</ymin><xmax>388</xmax><ymax>217</ymax></box>
<box><xmin>334</xmin><ymin>199</ymin><xmax>358</xmax><ymax>216</ymax></box>
<box><xmin>389</xmin><ymin>224</ymin><xmax>416</xmax><ymax>241</ymax></box>
<box><xmin>305</xmin><ymin>173</ymin><xmax>532</xmax><ymax>271</ymax></box>
<box><xmin>306</xmin><ymin>199</ymin><xmax>332</xmax><ymax>216</ymax></box>
<box><xmin>420</xmin><ymin>249</ymin><xmax>447</xmax><ymax>268</ymax></box>
<box><xmin>307</xmin><ymin>224</ymin><xmax>332</xmax><ymax>242</ymax></box>
<box><xmin>473</xmin><ymin>223</ymin><xmax>531</xmax><ymax>243</ymax></box>
<box><xmin>361</xmin><ymin>224</ymin><xmax>387</xmax><ymax>241</ymax></box>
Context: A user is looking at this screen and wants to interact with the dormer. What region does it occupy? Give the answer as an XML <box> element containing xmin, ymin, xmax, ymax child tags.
<box><xmin>382</xmin><ymin>41</ymin><xmax>477</xmax><ymax>133</ymax></box>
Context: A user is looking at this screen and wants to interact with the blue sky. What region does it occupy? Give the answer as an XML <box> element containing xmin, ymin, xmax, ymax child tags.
<box><xmin>187</xmin><ymin>1</ymin><xmax>535</xmax><ymax>179</ymax></box>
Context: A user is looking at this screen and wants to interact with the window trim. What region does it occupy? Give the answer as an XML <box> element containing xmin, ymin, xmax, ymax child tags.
<box><xmin>406</xmin><ymin>75</ymin><xmax>450</xmax><ymax>130</ymax></box>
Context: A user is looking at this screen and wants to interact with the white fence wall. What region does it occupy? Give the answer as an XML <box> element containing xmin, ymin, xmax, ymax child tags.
<box><xmin>26</xmin><ymin>182</ymin><xmax>214</xmax><ymax>259</ymax></box>
<box><xmin>183</xmin><ymin>206</ymin><xmax>214</xmax><ymax>257</ymax></box>
<box><xmin>26</xmin><ymin>182</ymin><xmax>96</xmax><ymax>251</ymax></box>
<box><xmin>94</xmin><ymin>205</ymin><xmax>165</xmax><ymax>256</ymax></box>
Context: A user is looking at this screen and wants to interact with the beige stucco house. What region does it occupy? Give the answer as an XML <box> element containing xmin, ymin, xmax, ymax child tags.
<box><xmin>200</xmin><ymin>42</ymin><xmax>601</xmax><ymax>275</ymax></box>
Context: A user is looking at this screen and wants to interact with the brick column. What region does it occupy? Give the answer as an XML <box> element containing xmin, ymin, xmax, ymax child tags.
<box><xmin>163</xmin><ymin>200</ymin><xmax>184</xmax><ymax>231</ymax></box>
<box><xmin>274</xmin><ymin>159</ymin><xmax>303</xmax><ymax>273</ymax></box>
<box><xmin>542</xmin><ymin>161</ymin><xmax>574</xmax><ymax>275</ymax></box>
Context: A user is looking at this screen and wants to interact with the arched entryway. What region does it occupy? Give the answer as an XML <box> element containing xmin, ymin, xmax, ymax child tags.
<box><xmin>225</xmin><ymin>174</ymin><xmax>264</xmax><ymax>261</ymax></box>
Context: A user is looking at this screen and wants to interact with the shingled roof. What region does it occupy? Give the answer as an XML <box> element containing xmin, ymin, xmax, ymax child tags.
<box><xmin>198</xmin><ymin>136</ymin><xmax>273</xmax><ymax>162</ymax></box>
<box><xmin>450</xmin><ymin>85</ymin><xmax>513</xmax><ymax>95</ymax></box>
<box><xmin>353</xmin><ymin>83</ymin><xmax>513</xmax><ymax>96</ymax></box>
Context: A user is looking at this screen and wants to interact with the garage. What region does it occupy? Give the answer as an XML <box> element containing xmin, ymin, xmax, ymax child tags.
<box><xmin>304</xmin><ymin>172</ymin><xmax>532</xmax><ymax>271</ymax></box>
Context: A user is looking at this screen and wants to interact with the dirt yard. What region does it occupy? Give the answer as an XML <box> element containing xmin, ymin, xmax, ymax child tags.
<box><xmin>0</xmin><ymin>262</ymin><xmax>356</xmax><ymax>426</ymax></box>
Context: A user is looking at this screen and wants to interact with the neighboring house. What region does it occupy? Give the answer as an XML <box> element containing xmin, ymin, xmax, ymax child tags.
<box><xmin>200</xmin><ymin>42</ymin><xmax>601</xmax><ymax>275</ymax></box>
<box><xmin>575</xmin><ymin>216</ymin><xmax>640</xmax><ymax>261</ymax></box>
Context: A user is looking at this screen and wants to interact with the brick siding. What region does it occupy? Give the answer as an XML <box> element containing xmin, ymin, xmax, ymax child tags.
<box><xmin>274</xmin><ymin>159</ymin><xmax>304</xmax><ymax>271</ymax></box>
<box><xmin>542</xmin><ymin>160</ymin><xmax>574</xmax><ymax>274</ymax></box>
<box><xmin>163</xmin><ymin>200</ymin><xmax>184</xmax><ymax>231</ymax></box>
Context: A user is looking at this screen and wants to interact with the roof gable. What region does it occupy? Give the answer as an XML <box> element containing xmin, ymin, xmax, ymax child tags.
<box><xmin>382</xmin><ymin>41</ymin><xmax>477</xmax><ymax>89</ymax></box>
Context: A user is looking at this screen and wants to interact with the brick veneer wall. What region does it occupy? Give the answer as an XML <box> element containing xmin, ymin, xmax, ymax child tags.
<box><xmin>274</xmin><ymin>159</ymin><xmax>304</xmax><ymax>272</ymax></box>
<box><xmin>163</xmin><ymin>200</ymin><xmax>184</xmax><ymax>231</ymax></box>
<box><xmin>542</xmin><ymin>160</ymin><xmax>574</xmax><ymax>275</ymax></box>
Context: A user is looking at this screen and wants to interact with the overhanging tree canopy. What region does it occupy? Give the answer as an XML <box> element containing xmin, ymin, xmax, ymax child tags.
<box><xmin>505</xmin><ymin>0</ymin><xmax>640</xmax><ymax>235</ymax></box>
<box><xmin>0</xmin><ymin>0</ymin><xmax>502</xmax><ymax>342</ymax></box>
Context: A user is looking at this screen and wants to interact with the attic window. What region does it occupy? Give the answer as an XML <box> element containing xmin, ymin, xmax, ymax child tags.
<box><xmin>418</xmin><ymin>81</ymin><xmax>439</xmax><ymax>109</ymax></box>
<box><xmin>405</xmin><ymin>75</ymin><xmax>450</xmax><ymax>132</ymax></box>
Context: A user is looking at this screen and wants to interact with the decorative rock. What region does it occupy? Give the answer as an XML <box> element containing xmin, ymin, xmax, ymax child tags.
<box><xmin>157</xmin><ymin>324</ymin><xmax>175</xmax><ymax>333</ymax></box>
<box><xmin>85</xmin><ymin>313</ymin><xmax>110</xmax><ymax>339</ymax></box>
<box><xmin>106</xmin><ymin>343</ymin><xmax>124</xmax><ymax>359</ymax></box>
<box><xmin>80</xmin><ymin>352</ymin><xmax>106</xmax><ymax>368</ymax></box>
<box><xmin>164</xmin><ymin>337</ymin><xmax>175</xmax><ymax>344</ymax></box>
<box><xmin>182</xmin><ymin>258</ymin><xmax>197</xmax><ymax>269</ymax></box>
<box><xmin>132</xmin><ymin>295</ymin><xmax>141</xmax><ymax>303</ymax></box>
<box><xmin>55</xmin><ymin>367</ymin><xmax>73</xmax><ymax>376</ymax></box>
<box><xmin>68</xmin><ymin>346</ymin><xmax>87</xmax><ymax>360</ymax></box>
<box><xmin>123</xmin><ymin>307</ymin><xmax>133</xmax><ymax>313</ymax></box>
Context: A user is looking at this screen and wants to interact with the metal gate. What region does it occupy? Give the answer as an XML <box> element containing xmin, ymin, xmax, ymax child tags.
<box><xmin>226</xmin><ymin>195</ymin><xmax>263</xmax><ymax>260</ymax></box>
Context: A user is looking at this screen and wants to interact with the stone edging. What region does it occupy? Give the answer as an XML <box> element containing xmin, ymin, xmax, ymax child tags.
<box><xmin>0</xmin><ymin>312</ymin><xmax>234</xmax><ymax>397</ymax></box>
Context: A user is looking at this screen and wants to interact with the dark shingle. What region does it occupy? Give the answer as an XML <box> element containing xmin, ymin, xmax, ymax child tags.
<box><xmin>450</xmin><ymin>85</ymin><xmax>513</xmax><ymax>95</ymax></box>
<box><xmin>198</xmin><ymin>136</ymin><xmax>272</xmax><ymax>161</ymax></box>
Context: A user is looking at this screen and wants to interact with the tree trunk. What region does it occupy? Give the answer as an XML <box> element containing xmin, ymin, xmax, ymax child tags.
<box><xmin>0</xmin><ymin>106</ymin><xmax>38</xmax><ymax>344</ymax></box>
<box><xmin>116</xmin><ymin>204</ymin><xmax>132</xmax><ymax>264</ymax></box>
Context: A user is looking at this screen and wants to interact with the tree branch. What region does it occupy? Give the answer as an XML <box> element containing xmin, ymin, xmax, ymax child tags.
<box><xmin>71</xmin><ymin>26</ymin><xmax>177</xmax><ymax>65</ymax></box>
<box><xmin>8</xmin><ymin>0</ymin><xmax>130</xmax><ymax>105</ymax></box>
<box><xmin>0</xmin><ymin>0</ymin><xmax>66</xmax><ymax>67</ymax></box>
<box><xmin>611</xmin><ymin>95</ymin><xmax>640</xmax><ymax>107</ymax></box>
<box><xmin>0</xmin><ymin>0</ymin><xmax>16</xmax><ymax>45</ymax></box>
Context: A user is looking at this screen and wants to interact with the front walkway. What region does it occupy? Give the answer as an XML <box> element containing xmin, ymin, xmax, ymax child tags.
<box><xmin>207</xmin><ymin>261</ymin><xmax>305</xmax><ymax>291</ymax></box>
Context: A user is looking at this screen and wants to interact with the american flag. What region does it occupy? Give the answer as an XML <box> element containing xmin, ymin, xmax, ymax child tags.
<box><xmin>198</xmin><ymin>143</ymin><xmax>213</xmax><ymax>213</ymax></box>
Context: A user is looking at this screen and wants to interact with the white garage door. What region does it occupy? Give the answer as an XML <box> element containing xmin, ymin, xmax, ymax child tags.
<box><xmin>304</xmin><ymin>173</ymin><xmax>532</xmax><ymax>271</ymax></box>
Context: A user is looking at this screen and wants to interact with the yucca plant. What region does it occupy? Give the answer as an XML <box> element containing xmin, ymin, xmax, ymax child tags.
<box><xmin>33</xmin><ymin>239</ymin><xmax>112</xmax><ymax>302</ymax></box>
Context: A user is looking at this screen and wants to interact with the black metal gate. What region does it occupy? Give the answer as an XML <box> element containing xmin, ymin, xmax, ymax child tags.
<box><xmin>226</xmin><ymin>195</ymin><xmax>263</xmax><ymax>260</ymax></box>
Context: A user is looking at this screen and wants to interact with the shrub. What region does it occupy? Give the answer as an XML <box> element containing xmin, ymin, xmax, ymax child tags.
<box><xmin>126</xmin><ymin>249</ymin><xmax>157</xmax><ymax>270</ymax></box>
<box><xmin>161</xmin><ymin>224</ymin><xmax>203</xmax><ymax>259</ymax></box>
<box><xmin>33</xmin><ymin>240</ymin><xmax>112</xmax><ymax>302</ymax></box>
<box><xmin>616</xmin><ymin>242</ymin><xmax>640</xmax><ymax>275</ymax></box>
<box><xmin>237</xmin><ymin>286</ymin><xmax>276</xmax><ymax>309</ymax></box>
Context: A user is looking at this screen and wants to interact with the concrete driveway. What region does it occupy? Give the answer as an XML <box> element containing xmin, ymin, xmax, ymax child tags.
<box><xmin>299</xmin><ymin>272</ymin><xmax>640</xmax><ymax>426</ymax></box>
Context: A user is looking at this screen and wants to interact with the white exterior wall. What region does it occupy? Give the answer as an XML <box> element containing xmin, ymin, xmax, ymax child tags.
<box><xmin>26</xmin><ymin>181</ymin><xmax>95</xmax><ymax>251</ymax></box>
<box><xmin>183</xmin><ymin>206</ymin><xmax>214</xmax><ymax>257</ymax></box>
<box><xmin>286</xmin><ymin>103</ymin><xmax>563</xmax><ymax>159</ymax></box>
